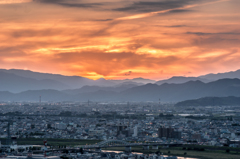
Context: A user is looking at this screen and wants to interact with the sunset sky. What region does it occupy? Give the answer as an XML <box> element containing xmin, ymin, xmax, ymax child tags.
<box><xmin>0</xmin><ymin>0</ymin><xmax>240</xmax><ymax>80</ymax></box>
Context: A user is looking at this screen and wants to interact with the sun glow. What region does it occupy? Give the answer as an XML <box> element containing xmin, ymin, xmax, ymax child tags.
<box><xmin>85</xmin><ymin>72</ymin><xmax>105</xmax><ymax>80</ymax></box>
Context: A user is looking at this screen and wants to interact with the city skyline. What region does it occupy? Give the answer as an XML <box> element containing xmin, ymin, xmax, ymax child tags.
<box><xmin>0</xmin><ymin>0</ymin><xmax>240</xmax><ymax>80</ymax></box>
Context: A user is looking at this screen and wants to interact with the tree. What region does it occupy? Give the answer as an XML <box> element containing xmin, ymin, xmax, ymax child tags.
<box><xmin>47</xmin><ymin>124</ymin><xmax>52</xmax><ymax>129</ymax></box>
<box><xmin>31</xmin><ymin>124</ymin><xmax>35</xmax><ymax>129</ymax></box>
<box><xmin>79</xmin><ymin>148</ymin><xmax>84</xmax><ymax>154</ymax></box>
<box><xmin>60</xmin><ymin>156</ymin><xmax>69</xmax><ymax>159</ymax></box>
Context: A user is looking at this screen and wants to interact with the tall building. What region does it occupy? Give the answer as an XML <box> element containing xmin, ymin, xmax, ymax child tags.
<box><xmin>158</xmin><ymin>126</ymin><xmax>181</xmax><ymax>139</ymax></box>
<box><xmin>191</xmin><ymin>133</ymin><xmax>202</xmax><ymax>141</ymax></box>
<box><xmin>116</xmin><ymin>123</ymin><xmax>128</xmax><ymax>136</ymax></box>
<box><xmin>133</xmin><ymin>126</ymin><xmax>138</xmax><ymax>137</ymax></box>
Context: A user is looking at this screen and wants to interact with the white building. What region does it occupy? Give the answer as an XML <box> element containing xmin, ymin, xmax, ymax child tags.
<box><xmin>133</xmin><ymin>126</ymin><xmax>138</xmax><ymax>137</ymax></box>
<box><xmin>55</xmin><ymin>122</ymin><xmax>67</xmax><ymax>130</ymax></box>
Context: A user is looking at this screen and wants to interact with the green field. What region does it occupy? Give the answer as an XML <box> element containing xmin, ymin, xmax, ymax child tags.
<box><xmin>1</xmin><ymin>138</ymin><xmax>101</xmax><ymax>147</ymax></box>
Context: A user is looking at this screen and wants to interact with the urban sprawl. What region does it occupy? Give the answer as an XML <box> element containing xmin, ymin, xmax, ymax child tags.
<box><xmin>0</xmin><ymin>102</ymin><xmax>240</xmax><ymax>159</ymax></box>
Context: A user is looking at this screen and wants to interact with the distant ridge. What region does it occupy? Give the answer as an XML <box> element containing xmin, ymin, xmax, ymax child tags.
<box><xmin>155</xmin><ymin>76</ymin><xmax>210</xmax><ymax>85</ymax></box>
<box><xmin>63</xmin><ymin>83</ymin><xmax>139</xmax><ymax>95</ymax></box>
<box><xmin>110</xmin><ymin>77</ymin><xmax>156</xmax><ymax>84</ymax></box>
<box><xmin>175</xmin><ymin>96</ymin><xmax>240</xmax><ymax>106</ymax></box>
<box><xmin>0</xmin><ymin>69</ymin><xmax>98</xmax><ymax>89</ymax></box>
<box><xmin>1</xmin><ymin>68</ymin><xmax>240</xmax><ymax>101</ymax></box>
<box><xmin>199</xmin><ymin>69</ymin><xmax>240</xmax><ymax>80</ymax></box>
<box><xmin>0</xmin><ymin>71</ymin><xmax>69</xmax><ymax>93</ymax></box>
<box><xmin>0</xmin><ymin>69</ymin><xmax>145</xmax><ymax>92</ymax></box>
<box><xmin>155</xmin><ymin>69</ymin><xmax>240</xmax><ymax>85</ymax></box>
<box><xmin>0</xmin><ymin>78</ymin><xmax>240</xmax><ymax>102</ymax></box>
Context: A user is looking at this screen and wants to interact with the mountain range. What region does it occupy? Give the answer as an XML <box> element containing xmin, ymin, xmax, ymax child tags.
<box><xmin>1</xmin><ymin>68</ymin><xmax>240</xmax><ymax>93</ymax></box>
<box><xmin>0</xmin><ymin>69</ymin><xmax>146</xmax><ymax>92</ymax></box>
<box><xmin>155</xmin><ymin>76</ymin><xmax>211</xmax><ymax>85</ymax></box>
<box><xmin>0</xmin><ymin>78</ymin><xmax>240</xmax><ymax>102</ymax></box>
<box><xmin>200</xmin><ymin>69</ymin><xmax>240</xmax><ymax>80</ymax></box>
<box><xmin>1</xmin><ymin>68</ymin><xmax>240</xmax><ymax>102</ymax></box>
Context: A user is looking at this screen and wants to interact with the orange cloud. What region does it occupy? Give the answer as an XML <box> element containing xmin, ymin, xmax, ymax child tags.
<box><xmin>0</xmin><ymin>0</ymin><xmax>240</xmax><ymax>80</ymax></box>
<box><xmin>0</xmin><ymin>0</ymin><xmax>32</xmax><ymax>4</ymax></box>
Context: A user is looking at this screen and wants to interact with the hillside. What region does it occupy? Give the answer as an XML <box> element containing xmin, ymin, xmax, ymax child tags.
<box><xmin>175</xmin><ymin>96</ymin><xmax>240</xmax><ymax>106</ymax></box>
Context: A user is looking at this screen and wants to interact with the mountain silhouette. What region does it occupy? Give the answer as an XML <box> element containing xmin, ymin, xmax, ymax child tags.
<box><xmin>0</xmin><ymin>78</ymin><xmax>240</xmax><ymax>102</ymax></box>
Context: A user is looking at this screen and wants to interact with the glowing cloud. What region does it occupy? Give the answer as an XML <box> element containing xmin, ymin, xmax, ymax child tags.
<box><xmin>0</xmin><ymin>0</ymin><xmax>32</xmax><ymax>4</ymax></box>
<box><xmin>0</xmin><ymin>0</ymin><xmax>239</xmax><ymax>80</ymax></box>
<box><xmin>116</xmin><ymin>0</ymin><xmax>231</xmax><ymax>21</ymax></box>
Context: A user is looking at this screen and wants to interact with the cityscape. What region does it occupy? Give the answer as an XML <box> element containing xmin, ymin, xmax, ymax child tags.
<box><xmin>0</xmin><ymin>100</ymin><xmax>239</xmax><ymax>158</ymax></box>
<box><xmin>1</xmin><ymin>0</ymin><xmax>240</xmax><ymax>158</ymax></box>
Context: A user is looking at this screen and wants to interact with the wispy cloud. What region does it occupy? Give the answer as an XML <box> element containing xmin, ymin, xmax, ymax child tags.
<box><xmin>113</xmin><ymin>0</ymin><xmax>197</xmax><ymax>13</ymax></box>
<box><xmin>187</xmin><ymin>31</ymin><xmax>240</xmax><ymax>35</ymax></box>
<box><xmin>116</xmin><ymin>0</ymin><xmax>230</xmax><ymax>20</ymax></box>
<box><xmin>35</xmin><ymin>0</ymin><xmax>103</xmax><ymax>8</ymax></box>
<box><xmin>0</xmin><ymin>0</ymin><xmax>239</xmax><ymax>79</ymax></box>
